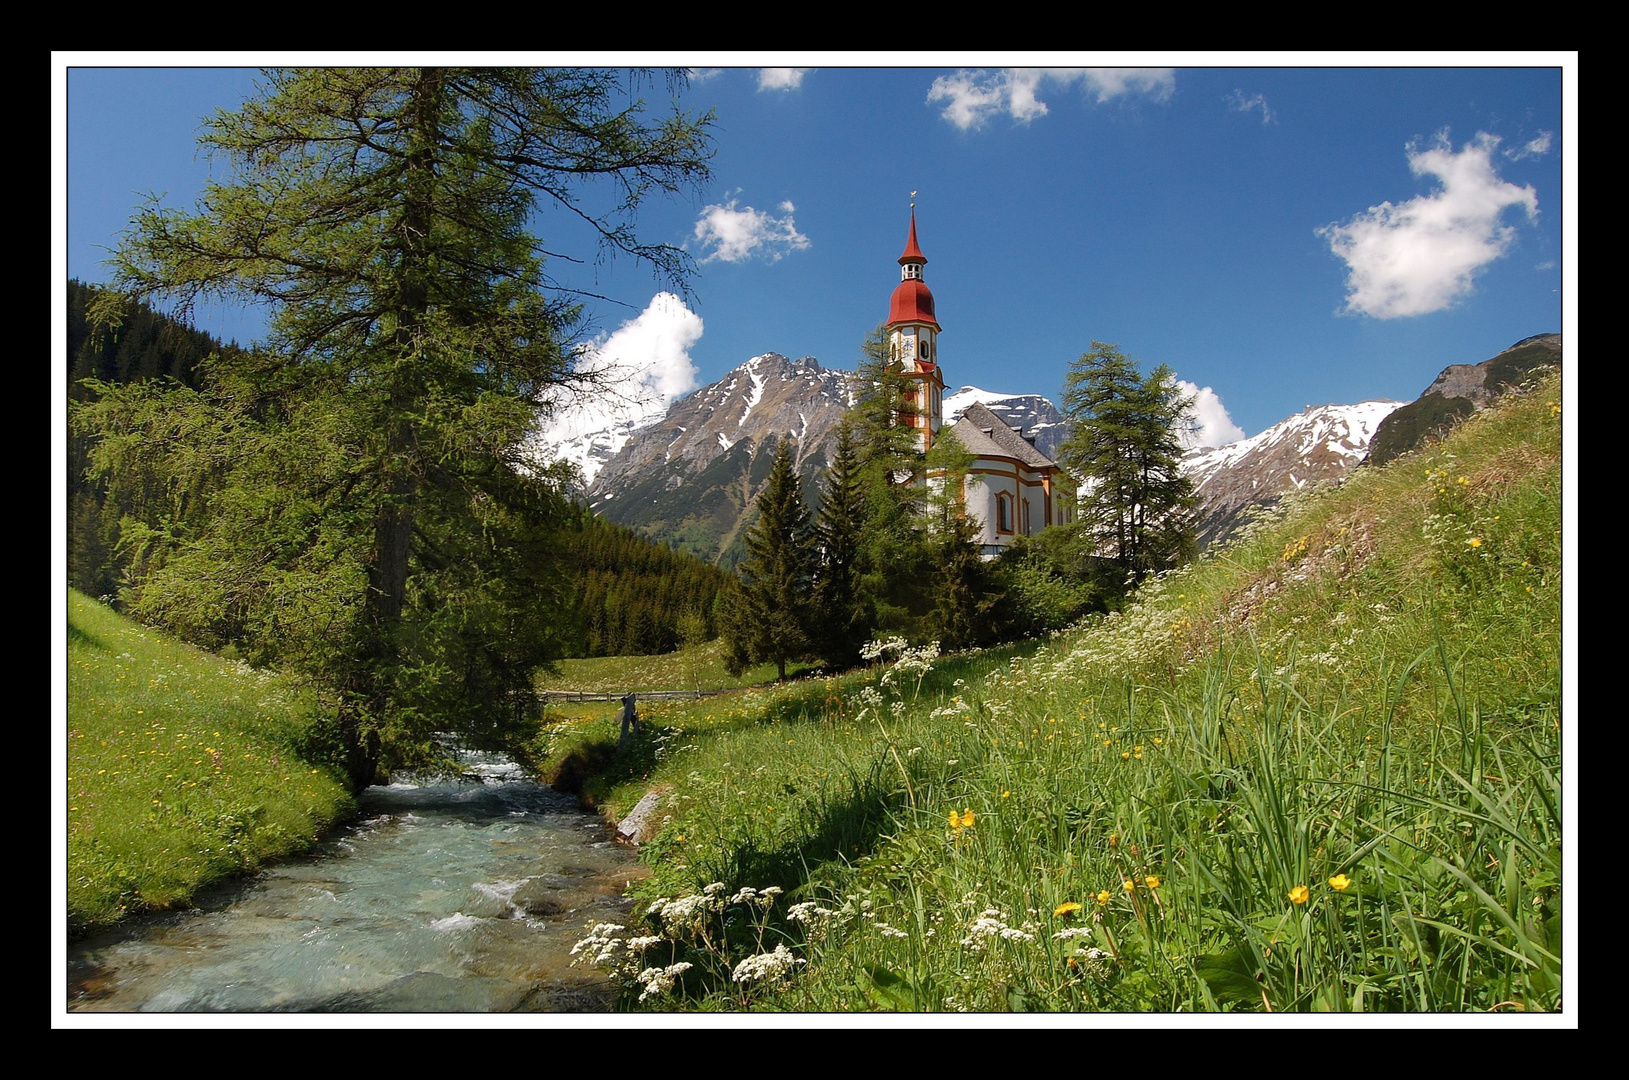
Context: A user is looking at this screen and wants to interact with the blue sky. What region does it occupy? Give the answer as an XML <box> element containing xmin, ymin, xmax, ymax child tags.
<box><xmin>58</xmin><ymin>56</ymin><xmax>1572</xmax><ymax>442</ymax></box>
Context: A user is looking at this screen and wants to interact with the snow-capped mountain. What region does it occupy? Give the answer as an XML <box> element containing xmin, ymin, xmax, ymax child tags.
<box><xmin>582</xmin><ymin>353</ymin><xmax>858</xmax><ymax>563</ymax></box>
<box><xmin>526</xmin><ymin>339</ymin><xmax>1550</xmax><ymax>561</ymax></box>
<box><xmin>1181</xmin><ymin>400</ymin><xmax>1404</xmax><ymax>548</ymax></box>
<box><xmin>528</xmin><ymin>384</ymin><xmax>670</xmax><ymax>489</ymax></box>
<box><xmin>943</xmin><ymin>386</ymin><xmax>1069</xmax><ymax>460</ymax></box>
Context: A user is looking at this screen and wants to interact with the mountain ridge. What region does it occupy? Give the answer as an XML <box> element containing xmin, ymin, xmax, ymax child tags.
<box><xmin>527</xmin><ymin>336</ymin><xmax>1560</xmax><ymax>564</ymax></box>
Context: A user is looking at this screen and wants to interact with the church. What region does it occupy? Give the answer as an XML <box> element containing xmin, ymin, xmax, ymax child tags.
<box><xmin>883</xmin><ymin>209</ymin><xmax>1074</xmax><ymax>557</ymax></box>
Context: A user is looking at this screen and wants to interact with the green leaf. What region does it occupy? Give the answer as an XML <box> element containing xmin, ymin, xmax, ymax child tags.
<box><xmin>1195</xmin><ymin>945</ymin><xmax>1263</xmax><ymax>1004</ymax></box>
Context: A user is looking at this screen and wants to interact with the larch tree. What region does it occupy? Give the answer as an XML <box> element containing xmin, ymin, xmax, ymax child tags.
<box><xmin>1058</xmin><ymin>342</ymin><xmax>1197</xmax><ymax>591</ymax></box>
<box><xmin>73</xmin><ymin>68</ymin><xmax>714</xmax><ymax>789</ymax></box>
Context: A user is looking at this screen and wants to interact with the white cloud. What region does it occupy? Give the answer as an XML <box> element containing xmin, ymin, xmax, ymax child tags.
<box><xmin>1506</xmin><ymin>131</ymin><xmax>1553</xmax><ymax>160</ymax></box>
<box><xmin>688</xmin><ymin>68</ymin><xmax>725</xmax><ymax>84</ymax></box>
<box><xmin>537</xmin><ymin>292</ymin><xmax>704</xmax><ymax>443</ymax></box>
<box><xmin>1317</xmin><ymin>131</ymin><xmax>1539</xmax><ymax>319</ymax></box>
<box><xmin>691</xmin><ymin>198</ymin><xmax>811</xmax><ymax>263</ymax></box>
<box><xmin>758</xmin><ymin>68</ymin><xmax>810</xmax><ymax>91</ymax></box>
<box><xmin>1176</xmin><ymin>380</ymin><xmax>1246</xmax><ymax>450</ymax></box>
<box><xmin>1226</xmin><ymin>90</ymin><xmax>1276</xmax><ymax>125</ymax></box>
<box><xmin>928</xmin><ymin>68</ymin><xmax>1174</xmax><ymax>130</ymax></box>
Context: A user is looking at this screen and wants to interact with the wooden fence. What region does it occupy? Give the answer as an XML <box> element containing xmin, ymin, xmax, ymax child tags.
<box><xmin>537</xmin><ymin>687</ymin><xmax>739</xmax><ymax>703</ymax></box>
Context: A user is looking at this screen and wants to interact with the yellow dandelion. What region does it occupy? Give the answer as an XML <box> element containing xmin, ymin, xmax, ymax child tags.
<box><xmin>1053</xmin><ymin>901</ymin><xmax>1083</xmax><ymax>918</ymax></box>
<box><xmin>1144</xmin><ymin>875</ymin><xmax>1161</xmax><ymax>889</ymax></box>
<box><xmin>1328</xmin><ymin>873</ymin><xmax>1351</xmax><ymax>891</ymax></box>
<box><xmin>1289</xmin><ymin>885</ymin><xmax>1310</xmax><ymax>905</ymax></box>
<box><xmin>1468</xmin><ymin>537</ymin><xmax>1483</xmax><ymax>548</ymax></box>
<box><xmin>1095</xmin><ymin>890</ymin><xmax>1112</xmax><ymax>905</ymax></box>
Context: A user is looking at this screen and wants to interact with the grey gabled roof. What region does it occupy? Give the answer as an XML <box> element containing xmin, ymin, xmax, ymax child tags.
<box><xmin>952</xmin><ymin>401</ymin><xmax>1058</xmax><ymax>469</ymax></box>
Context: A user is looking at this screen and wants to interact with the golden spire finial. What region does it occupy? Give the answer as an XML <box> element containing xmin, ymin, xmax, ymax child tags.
<box><xmin>910</xmin><ymin>189</ymin><xmax>917</xmax><ymax>208</ymax></box>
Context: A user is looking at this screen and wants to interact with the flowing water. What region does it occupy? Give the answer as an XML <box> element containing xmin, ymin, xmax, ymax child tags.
<box><xmin>67</xmin><ymin>752</ymin><xmax>644</xmax><ymax>1013</ymax></box>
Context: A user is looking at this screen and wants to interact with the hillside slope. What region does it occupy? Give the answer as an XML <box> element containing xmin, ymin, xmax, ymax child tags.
<box><xmin>560</xmin><ymin>366</ymin><xmax>1565</xmax><ymax>1013</ymax></box>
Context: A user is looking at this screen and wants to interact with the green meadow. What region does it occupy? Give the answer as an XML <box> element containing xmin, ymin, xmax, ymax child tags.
<box><xmin>64</xmin><ymin>368</ymin><xmax>1564</xmax><ymax>1012</ymax></box>
<box><xmin>65</xmin><ymin>591</ymin><xmax>353</xmax><ymax>938</ymax></box>
<box><xmin>548</xmin><ymin>369</ymin><xmax>1564</xmax><ymax>1012</ymax></box>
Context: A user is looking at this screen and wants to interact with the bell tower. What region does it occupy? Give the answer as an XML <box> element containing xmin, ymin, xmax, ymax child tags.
<box><xmin>885</xmin><ymin>199</ymin><xmax>945</xmax><ymax>450</ymax></box>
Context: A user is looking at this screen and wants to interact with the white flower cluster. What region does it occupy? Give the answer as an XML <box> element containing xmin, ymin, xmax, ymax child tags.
<box><xmin>730</xmin><ymin>943</ymin><xmax>805</xmax><ymax>985</ymax></box>
<box><xmin>1071</xmin><ymin>944</ymin><xmax>1114</xmax><ymax>979</ymax></box>
<box><xmin>634</xmin><ymin>961</ymin><xmax>693</xmax><ymax>1001</ymax></box>
<box><xmin>647</xmin><ymin>888</ymin><xmax>727</xmax><ymax>938</ymax></box>
<box><xmin>729</xmin><ymin>885</ymin><xmax>783</xmax><ymax>909</ymax></box>
<box><xmin>568</xmin><ymin>922</ymin><xmax>629</xmax><ymax>968</ymax></box>
<box><xmin>959</xmin><ymin>909</ymin><xmax>1035</xmax><ymax>949</ymax></box>
<box><xmin>861</xmin><ymin>636</ymin><xmax>910</xmax><ymax>663</ymax></box>
<box><xmin>786</xmin><ymin>901</ymin><xmax>836</xmax><ymax>939</ymax></box>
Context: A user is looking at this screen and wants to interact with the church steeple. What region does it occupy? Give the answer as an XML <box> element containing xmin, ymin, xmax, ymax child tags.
<box><xmin>885</xmin><ymin>199</ymin><xmax>945</xmax><ymax>449</ymax></box>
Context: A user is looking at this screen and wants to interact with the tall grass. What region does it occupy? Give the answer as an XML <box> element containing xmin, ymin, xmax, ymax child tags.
<box><xmin>555</xmin><ymin>369</ymin><xmax>1564</xmax><ymax>1013</ymax></box>
<box><xmin>65</xmin><ymin>590</ymin><xmax>353</xmax><ymax>938</ymax></box>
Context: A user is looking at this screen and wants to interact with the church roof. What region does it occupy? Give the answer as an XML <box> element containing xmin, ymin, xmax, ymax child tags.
<box><xmin>898</xmin><ymin>211</ymin><xmax>926</xmax><ymax>265</ymax></box>
<box><xmin>888</xmin><ymin>280</ymin><xmax>939</xmax><ymax>330</ymax></box>
<box><xmin>887</xmin><ymin>210</ymin><xmax>940</xmax><ymax>330</ymax></box>
<box><xmin>953</xmin><ymin>401</ymin><xmax>1057</xmax><ymax>469</ymax></box>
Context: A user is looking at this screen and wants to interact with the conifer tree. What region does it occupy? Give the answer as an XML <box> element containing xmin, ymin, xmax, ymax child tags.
<box><xmin>73</xmin><ymin>68</ymin><xmax>714</xmax><ymax>789</ymax></box>
<box><xmin>921</xmin><ymin>428</ymin><xmax>994</xmax><ymax>650</ymax></box>
<box><xmin>848</xmin><ymin>326</ymin><xmax>929</xmax><ymax>634</ymax></box>
<box><xmin>1059</xmin><ymin>342</ymin><xmax>1197</xmax><ymax>591</ymax></box>
<box><xmin>722</xmin><ymin>440</ymin><xmax>817</xmax><ymax>681</ymax></box>
<box><xmin>811</xmin><ymin>421</ymin><xmax>870</xmax><ymax>667</ymax></box>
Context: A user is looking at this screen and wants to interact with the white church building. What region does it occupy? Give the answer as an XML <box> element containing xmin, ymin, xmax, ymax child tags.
<box><xmin>883</xmin><ymin>210</ymin><xmax>1074</xmax><ymax>557</ymax></box>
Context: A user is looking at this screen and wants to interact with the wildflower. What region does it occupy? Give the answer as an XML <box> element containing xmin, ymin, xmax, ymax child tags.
<box><xmin>949</xmin><ymin>809</ymin><xmax>975</xmax><ymax>830</ymax></box>
<box><xmin>731</xmin><ymin>944</ymin><xmax>805</xmax><ymax>985</ymax></box>
<box><xmin>1328</xmin><ymin>873</ymin><xmax>1351</xmax><ymax>891</ymax></box>
<box><xmin>1144</xmin><ymin>875</ymin><xmax>1161</xmax><ymax>890</ymax></box>
<box><xmin>1053</xmin><ymin>901</ymin><xmax>1083</xmax><ymax>919</ymax></box>
<box><xmin>1095</xmin><ymin>890</ymin><xmax>1112</xmax><ymax>905</ymax></box>
<box><xmin>1123</xmin><ymin>879</ymin><xmax>1136</xmax><ymax>893</ymax></box>
<box><xmin>1468</xmin><ymin>537</ymin><xmax>1483</xmax><ymax>548</ymax></box>
<box><xmin>1289</xmin><ymin>885</ymin><xmax>1310</xmax><ymax>905</ymax></box>
<box><xmin>634</xmin><ymin>962</ymin><xmax>693</xmax><ymax>1001</ymax></box>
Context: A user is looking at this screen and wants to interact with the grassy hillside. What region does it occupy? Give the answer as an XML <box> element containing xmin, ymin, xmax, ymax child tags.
<box><xmin>552</xmin><ymin>366</ymin><xmax>1564</xmax><ymax>1013</ymax></box>
<box><xmin>65</xmin><ymin>590</ymin><xmax>354</xmax><ymax>938</ymax></box>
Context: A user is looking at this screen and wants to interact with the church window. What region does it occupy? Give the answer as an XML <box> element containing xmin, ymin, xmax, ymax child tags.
<box><xmin>996</xmin><ymin>492</ymin><xmax>1014</xmax><ymax>534</ymax></box>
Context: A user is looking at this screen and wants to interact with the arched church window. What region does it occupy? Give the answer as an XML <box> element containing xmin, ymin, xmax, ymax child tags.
<box><xmin>996</xmin><ymin>492</ymin><xmax>1013</xmax><ymax>534</ymax></box>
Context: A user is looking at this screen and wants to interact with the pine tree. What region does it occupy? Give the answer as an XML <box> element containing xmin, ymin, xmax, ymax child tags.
<box><xmin>73</xmin><ymin>68</ymin><xmax>714</xmax><ymax>789</ymax></box>
<box><xmin>1058</xmin><ymin>342</ymin><xmax>1197</xmax><ymax>591</ymax></box>
<box><xmin>810</xmin><ymin>421</ymin><xmax>870</xmax><ymax>667</ymax></box>
<box><xmin>848</xmin><ymin>326</ymin><xmax>929</xmax><ymax>635</ymax></box>
<box><xmin>721</xmin><ymin>440</ymin><xmax>816</xmax><ymax>681</ymax></box>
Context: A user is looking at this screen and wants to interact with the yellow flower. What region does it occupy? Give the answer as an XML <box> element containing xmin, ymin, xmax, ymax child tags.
<box><xmin>1468</xmin><ymin>537</ymin><xmax>1483</xmax><ymax>548</ymax></box>
<box><xmin>1328</xmin><ymin>873</ymin><xmax>1351</xmax><ymax>891</ymax></box>
<box><xmin>1144</xmin><ymin>875</ymin><xmax>1161</xmax><ymax>889</ymax></box>
<box><xmin>1123</xmin><ymin>879</ymin><xmax>1137</xmax><ymax>893</ymax></box>
<box><xmin>1289</xmin><ymin>885</ymin><xmax>1310</xmax><ymax>905</ymax></box>
<box><xmin>1001</xmin><ymin>790</ymin><xmax>1011</xmax><ymax>799</ymax></box>
<box><xmin>949</xmin><ymin>809</ymin><xmax>975</xmax><ymax>831</ymax></box>
<box><xmin>1108</xmin><ymin>834</ymin><xmax>1119</xmax><ymax>848</ymax></box>
<box><xmin>1053</xmin><ymin>902</ymin><xmax>1083</xmax><ymax>918</ymax></box>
